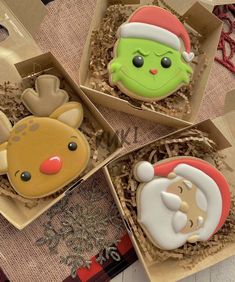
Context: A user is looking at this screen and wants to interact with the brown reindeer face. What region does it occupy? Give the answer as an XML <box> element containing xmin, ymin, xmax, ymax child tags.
<box><xmin>0</xmin><ymin>76</ymin><xmax>90</xmax><ymax>198</ymax></box>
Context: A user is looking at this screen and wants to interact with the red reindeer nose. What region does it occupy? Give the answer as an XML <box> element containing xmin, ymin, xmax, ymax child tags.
<box><xmin>150</xmin><ymin>69</ymin><xmax>158</xmax><ymax>75</ymax></box>
<box><xmin>40</xmin><ymin>156</ymin><xmax>62</xmax><ymax>175</ymax></box>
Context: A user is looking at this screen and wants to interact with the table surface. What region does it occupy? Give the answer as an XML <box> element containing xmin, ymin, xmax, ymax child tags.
<box><xmin>111</xmin><ymin>255</ymin><xmax>235</xmax><ymax>282</ymax></box>
<box><xmin>1</xmin><ymin>1</ymin><xmax>235</xmax><ymax>282</ymax></box>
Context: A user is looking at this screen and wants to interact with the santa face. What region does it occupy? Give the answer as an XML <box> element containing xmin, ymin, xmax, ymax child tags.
<box><xmin>135</xmin><ymin>159</ymin><xmax>228</xmax><ymax>250</ymax></box>
<box><xmin>137</xmin><ymin>176</ymin><xmax>208</xmax><ymax>250</ymax></box>
<box><xmin>108</xmin><ymin>38</ymin><xmax>192</xmax><ymax>101</ymax></box>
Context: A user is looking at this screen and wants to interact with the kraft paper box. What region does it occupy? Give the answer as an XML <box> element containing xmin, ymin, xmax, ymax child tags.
<box><xmin>79</xmin><ymin>0</ymin><xmax>223</xmax><ymax>128</ymax></box>
<box><xmin>0</xmin><ymin>0</ymin><xmax>45</xmax><ymax>83</ymax></box>
<box><xmin>103</xmin><ymin>89</ymin><xmax>235</xmax><ymax>282</ymax></box>
<box><xmin>0</xmin><ymin>52</ymin><xmax>123</xmax><ymax>230</ymax></box>
<box><xmin>200</xmin><ymin>0</ymin><xmax>235</xmax><ymax>11</ymax></box>
<box><xmin>166</xmin><ymin>0</ymin><xmax>234</xmax><ymax>12</ymax></box>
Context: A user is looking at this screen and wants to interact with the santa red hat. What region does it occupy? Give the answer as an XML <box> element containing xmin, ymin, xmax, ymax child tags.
<box><xmin>118</xmin><ymin>6</ymin><xmax>194</xmax><ymax>62</ymax></box>
<box><xmin>134</xmin><ymin>157</ymin><xmax>230</xmax><ymax>240</ymax></box>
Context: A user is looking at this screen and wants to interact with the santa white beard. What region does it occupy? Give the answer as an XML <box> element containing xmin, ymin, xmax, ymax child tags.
<box><xmin>137</xmin><ymin>176</ymin><xmax>195</xmax><ymax>250</ymax></box>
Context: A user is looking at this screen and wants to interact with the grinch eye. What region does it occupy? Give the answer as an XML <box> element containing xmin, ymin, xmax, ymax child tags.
<box><xmin>132</xmin><ymin>56</ymin><xmax>144</xmax><ymax>68</ymax></box>
<box><xmin>161</xmin><ymin>57</ymin><xmax>172</xmax><ymax>68</ymax></box>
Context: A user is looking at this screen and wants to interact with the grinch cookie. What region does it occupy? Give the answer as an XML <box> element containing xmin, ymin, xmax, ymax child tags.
<box><xmin>134</xmin><ymin>157</ymin><xmax>230</xmax><ymax>250</ymax></box>
<box><xmin>108</xmin><ymin>6</ymin><xmax>194</xmax><ymax>102</ymax></box>
<box><xmin>0</xmin><ymin>75</ymin><xmax>90</xmax><ymax>199</ymax></box>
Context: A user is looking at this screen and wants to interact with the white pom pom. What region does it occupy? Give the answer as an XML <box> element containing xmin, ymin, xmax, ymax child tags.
<box><xmin>134</xmin><ymin>161</ymin><xmax>154</xmax><ymax>182</ymax></box>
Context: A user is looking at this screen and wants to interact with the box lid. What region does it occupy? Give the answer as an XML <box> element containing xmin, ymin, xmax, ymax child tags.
<box><xmin>3</xmin><ymin>0</ymin><xmax>46</xmax><ymax>37</ymax></box>
<box><xmin>210</xmin><ymin>89</ymin><xmax>235</xmax><ymax>147</ymax></box>
<box><xmin>165</xmin><ymin>0</ymin><xmax>233</xmax><ymax>13</ymax></box>
<box><xmin>218</xmin><ymin>89</ymin><xmax>235</xmax><ymax>144</ymax></box>
<box><xmin>0</xmin><ymin>0</ymin><xmax>45</xmax><ymax>83</ymax></box>
<box><xmin>200</xmin><ymin>0</ymin><xmax>234</xmax><ymax>6</ymax></box>
<box><xmin>224</xmin><ymin>89</ymin><xmax>235</xmax><ymax>124</ymax></box>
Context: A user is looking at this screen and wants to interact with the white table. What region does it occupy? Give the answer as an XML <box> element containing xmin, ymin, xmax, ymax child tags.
<box><xmin>111</xmin><ymin>256</ymin><xmax>235</xmax><ymax>282</ymax></box>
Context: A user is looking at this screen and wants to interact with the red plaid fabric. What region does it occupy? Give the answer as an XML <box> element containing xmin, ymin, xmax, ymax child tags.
<box><xmin>41</xmin><ymin>0</ymin><xmax>54</xmax><ymax>4</ymax></box>
<box><xmin>0</xmin><ymin>268</ymin><xmax>9</xmax><ymax>282</ymax></box>
<box><xmin>63</xmin><ymin>233</ymin><xmax>137</xmax><ymax>282</ymax></box>
<box><xmin>213</xmin><ymin>4</ymin><xmax>235</xmax><ymax>73</ymax></box>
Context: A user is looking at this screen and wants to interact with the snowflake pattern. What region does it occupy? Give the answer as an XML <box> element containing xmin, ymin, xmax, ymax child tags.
<box><xmin>36</xmin><ymin>176</ymin><xmax>124</xmax><ymax>278</ymax></box>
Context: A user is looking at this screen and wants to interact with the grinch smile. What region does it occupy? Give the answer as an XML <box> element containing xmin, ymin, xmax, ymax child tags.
<box><xmin>120</xmin><ymin>68</ymin><xmax>183</xmax><ymax>93</ymax></box>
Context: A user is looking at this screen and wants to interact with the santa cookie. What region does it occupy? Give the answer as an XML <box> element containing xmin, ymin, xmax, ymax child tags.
<box><xmin>134</xmin><ymin>157</ymin><xmax>230</xmax><ymax>250</ymax></box>
<box><xmin>108</xmin><ymin>6</ymin><xmax>193</xmax><ymax>102</ymax></box>
<box><xmin>0</xmin><ymin>75</ymin><xmax>90</xmax><ymax>199</ymax></box>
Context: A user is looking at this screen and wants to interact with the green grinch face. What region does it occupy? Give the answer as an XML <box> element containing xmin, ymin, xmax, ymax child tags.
<box><xmin>108</xmin><ymin>38</ymin><xmax>193</xmax><ymax>101</ymax></box>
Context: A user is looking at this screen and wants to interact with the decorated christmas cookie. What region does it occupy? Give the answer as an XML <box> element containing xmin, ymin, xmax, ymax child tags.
<box><xmin>108</xmin><ymin>6</ymin><xmax>194</xmax><ymax>101</ymax></box>
<box><xmin>134</xmin><ymin>157</ymin><xmax>230</xmax><ymax>250</ymax></box>
<box><xmin>0</xmin><ymin>75</ymin><xmax>90</xmax><ymax>199</ymax></box>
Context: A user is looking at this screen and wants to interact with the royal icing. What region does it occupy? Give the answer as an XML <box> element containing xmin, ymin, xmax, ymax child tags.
<box><xmin>172</xmin><ymin>211</ymin><xmax>188</xmax><ymax>233</ymax></box>
<box><xmin>135</xmin><ymin>157</ymin><xmax>231</xmax><ymax>250</ymax></box>
<box><xmin>0</xmin><ymin>75</ymin><xmax>90</xmax><ymax>199</ymax></box>
<box><xmin>108</xmin><ymin>6</ymin><xmax>193</xmax><ymax>102</ymax></box>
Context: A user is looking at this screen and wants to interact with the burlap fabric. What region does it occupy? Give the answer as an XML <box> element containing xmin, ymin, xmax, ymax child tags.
<box><xmin>0</xmin><ymin>1</ymin><xmax>235</xmax><ymax>282</ymax></box>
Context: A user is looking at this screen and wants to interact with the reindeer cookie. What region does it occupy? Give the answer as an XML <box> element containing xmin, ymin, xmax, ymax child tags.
<box><xmin>134</xmin><ymin>157</ymin><xmax>231</xmax><ymax>250</ymax></box>
<box><xmin>0</xmin><ymin>75</ymin><xmax>90</xmax><ymax>199</ymax></box>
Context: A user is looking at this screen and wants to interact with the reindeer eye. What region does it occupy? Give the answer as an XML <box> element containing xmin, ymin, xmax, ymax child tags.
<box><xmin>68</xmin><ymin>142</ymin><xmax>77</xmax><ymax>151</ymax></box>
<box><xmin>21</xmin><ymin>171</ymin><xmax>31</xmax><ymax>182</ymax></box>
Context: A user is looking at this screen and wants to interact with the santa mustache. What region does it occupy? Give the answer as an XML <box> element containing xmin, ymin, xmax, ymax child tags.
<box><xmin>161</xmin><ymin>191</ymin><xmax>188</xmax><ymax>233</ymax></box>
<box><xmin>161</xmin><ymin>191</ymin><xmax>182</xmax><ymax>211</ymax></box>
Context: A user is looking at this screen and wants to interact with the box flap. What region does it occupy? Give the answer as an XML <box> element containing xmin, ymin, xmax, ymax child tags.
<box><xmin>201</xmin><ymin>0</ymin><xmax>234</xmax><ymax>6</ymax></box>
<box><xmin>183</xmin><ymin>2</ymin><xmax>222</xmax><ymax>35</ymax></box>
<box><xmin>212</xmin><ymin>89</ymin><xmax>235</xmax><ymax>146</ymax></box>
<box><xmin>3</xmin><ymin>0</ymin><xmax>46</xmax><ymax>37</ymax></box>
<box><xmin>224</xmin><ymin>89</ymin><xmax>235</xmax><ymax>141</ymax></box>
<box><xmin>166</xmin><ymin>0</ymin><xmax>233</xmax><ymax>13</ymax></box>
<box><xmin>224</xmin><ymin>89</ymin><xmax>235</xmax><ymax>115</ymax></box>
<box><xmin>0</xmin><ymin>1</ymin><xmax>42</xmax><ymax>83</ymax></box>
<box><xmin>164</xmin><ymin>0</ymin><xmax>199</xmax><ymax>14</ymax></box>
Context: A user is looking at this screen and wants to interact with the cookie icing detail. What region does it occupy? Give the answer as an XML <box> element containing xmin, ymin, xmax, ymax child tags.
<box><xmin>0</xmin><ymin>75</ymin><xmax>90</xmax><ymax>198</ymax></box>
<box><xmin>108</xmin><ymin>6</ymin><xmax>194</xmax><ymax>102</ymax></box>
<box><xmin>135</xmin><ymin>157</ymin><xmax>230</xmax><ymax>250</ymax></box>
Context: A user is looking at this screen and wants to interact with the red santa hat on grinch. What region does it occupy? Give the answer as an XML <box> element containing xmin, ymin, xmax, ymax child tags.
<box><xmin>134</xmin><ymin>157</ymin><xmax>230</xmax><ymax>241</ymax></box>
<box><xmin>118</xmin><ymin>6</ymin><xmax>194</xmax><ymax>62</ymax></box>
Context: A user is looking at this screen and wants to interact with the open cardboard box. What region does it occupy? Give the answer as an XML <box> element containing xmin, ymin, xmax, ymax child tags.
<box><xmin>0</xmin><ymin>0</ymin><xmax>45</xmax><ymax>83</ymax></box>
<box><xmin>103</xmin><ymin>89</ymin><xmax>235</xmax><ymax>281</ymax></box>
<box><xmin>0</xmin><ymin>52</ymin><xmax>123</xmax><ymax>230</ymax></box>
<box><xmin>166</xmin><ymin>0</ymin><xmax>234</xmax><ymax>13</ymax></box>
<box><xmin>200</xmin><ymin>0</ymin><xmax>235</xmax><ymax>11</ymax></box>
<box><xmin>79</xmin><ymin>0</ymin><xmax>223</xmax><ymax>128</ymax></box>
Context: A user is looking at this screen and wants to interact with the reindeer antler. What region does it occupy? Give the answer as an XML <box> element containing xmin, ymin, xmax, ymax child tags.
<box><xmin>21</xmin><ymin>75</ymin><xmax>69</xmax><ymax>117</ymax></box>
<box><xmin>0</xmin><ymin>111</ymin><xmax>12</xmax><ymax>143</ymax></box>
